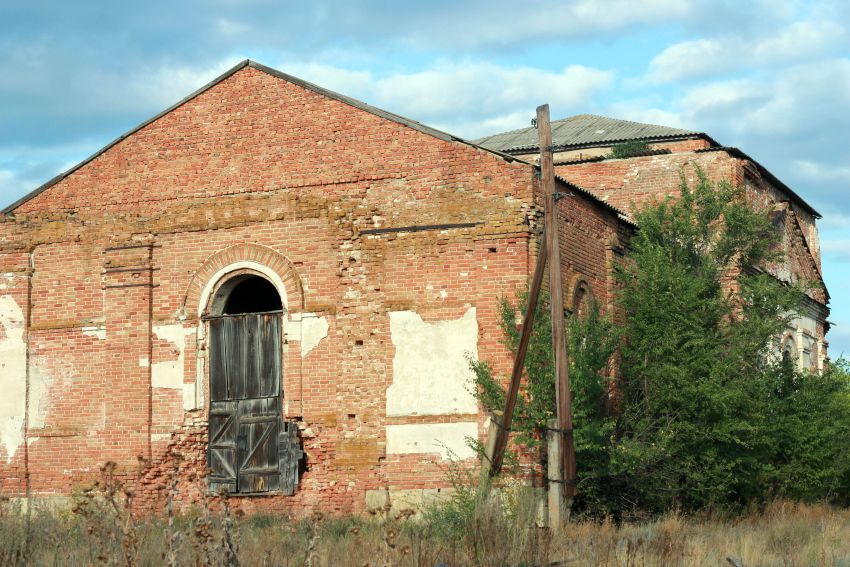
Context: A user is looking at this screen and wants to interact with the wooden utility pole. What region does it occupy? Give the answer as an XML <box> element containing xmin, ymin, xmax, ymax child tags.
<box><xmin>488</xmin><ymin>237</ymin><xmax>547</xmax><ymax>476</ymax></box>
<box><xmin>537</xmin><ymin>104</ymin><xmax>576</xmax><ymax>506</ymax></box>
<box><xmin>486</xmin><ymin>104</ymin><xmax>576</xmax><ymax>520</ymax></box>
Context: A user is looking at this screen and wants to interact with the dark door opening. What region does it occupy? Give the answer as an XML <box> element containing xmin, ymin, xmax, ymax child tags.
<box><xmin>206</xmin><ymin>274</ymin><xmax>302</xmax><ymax>495</ymax></box>
<box><xmin>222</xmin><ymin>276</ymin><xmax>283</xmax><ymax>315</ymax></box>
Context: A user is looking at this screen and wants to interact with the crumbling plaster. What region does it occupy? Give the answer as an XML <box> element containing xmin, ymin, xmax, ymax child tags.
<box><xmin>385</xmin><ymin>422</ymin><xmax>478</xmax><ymax>460</ymax></box>
<box><xmin>152</xmin><ymin>324</ymin><xmax>196</xmax><ymax>410</ymax></box>
<box><xmin>386</xmin><ymin>307</ymin><xmax>478</xmax><ymax>417</ymax></box>
<box><xmin>0</xmin><ymin>294</ymin><xmax>26</xmax><ymax>460</ymax></box>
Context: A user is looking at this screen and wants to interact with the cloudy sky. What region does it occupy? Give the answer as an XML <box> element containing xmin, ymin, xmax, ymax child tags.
<box><xmin>1</xmin><ymin>1</ymin><xmax>848</xmax><ymax>354</ymax></box>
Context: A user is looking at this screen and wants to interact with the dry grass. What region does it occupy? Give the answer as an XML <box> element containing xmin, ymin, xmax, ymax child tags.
<box><xmin>1</xmin><ymin>467</ymin><xmax>849</xmax><ymax>566</ymax></box>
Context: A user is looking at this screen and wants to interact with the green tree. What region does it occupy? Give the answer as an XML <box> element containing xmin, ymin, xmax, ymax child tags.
<box><xmin>608</xmin><ymin>140</ymin><xmax>651</xmax><ymax>159</ymax></box>
<box><xmin>761</xmin><ymin>357</ymin><xmax>850</xmax><ymax>504</ymax></box>
<box><xmin>612</xmin><ymin>167</ymin><xmax>808</xmax><ymax>512</ymax></box>
<box><xmin>468</xmin><ymin>290</ymin><xmax>620</xmax><ymax>516</ymax></box>
<box><xmin>470</xmin><ymin>166</ymin><xmax>850</xmax><ymax>517</ymax></box>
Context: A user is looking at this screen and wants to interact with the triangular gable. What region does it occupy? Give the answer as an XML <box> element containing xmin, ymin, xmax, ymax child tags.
<box><xmin>2</xmin><ymin>60</ymin><xmax>525</xmax><ymax>215</ymax></box>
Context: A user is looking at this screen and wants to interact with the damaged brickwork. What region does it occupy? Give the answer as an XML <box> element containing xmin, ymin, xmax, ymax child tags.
<box><xmin>0</xmin><ymin>62</ymin><xmax>628</xmax><ymax>514</ymax></box>
<box><xmin>1</xmin><ymin>61</ymin><xmax>831</xmax><ymax>515</ymax></box>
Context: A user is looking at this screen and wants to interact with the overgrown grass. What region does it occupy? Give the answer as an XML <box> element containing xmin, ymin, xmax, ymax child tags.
<box><xmin>2</xmin><ymin>485</ymin><xmax>850</xmax><ymax>566</ymax></box>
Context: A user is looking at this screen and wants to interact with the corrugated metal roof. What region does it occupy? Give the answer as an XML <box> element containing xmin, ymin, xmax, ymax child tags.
<box><xmin>474</xmin><ymin>114</ymin><xmax>706</xmax><ymax>153</ymax></box>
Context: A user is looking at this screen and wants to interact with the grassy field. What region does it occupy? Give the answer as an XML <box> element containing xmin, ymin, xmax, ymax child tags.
<box><xmin>2</xmin><ymin>492</ymin><xmax>849</xmax><ymax>567</ymax></box>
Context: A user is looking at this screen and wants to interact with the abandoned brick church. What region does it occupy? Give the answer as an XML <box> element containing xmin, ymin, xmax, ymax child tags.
<box><xmin>0</xmin><ymin>60</ymin><xmax>829</xmax><ymax>514</ymax></box>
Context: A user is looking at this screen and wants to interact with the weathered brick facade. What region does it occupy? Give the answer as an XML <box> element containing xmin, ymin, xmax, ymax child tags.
<box><xmin>551</xmin><ymin>144</ymin><xmax>829</xmax><ymax>369</ymax></box>
<box><xmin>1</xmin><ymin>61</ymin><xmax>828</xmax><ymax>514</ymax></box>
<box><xmin>0</xmin><ymin>61</ymin><xmax>627</xmax><ymax>514</ymax></box>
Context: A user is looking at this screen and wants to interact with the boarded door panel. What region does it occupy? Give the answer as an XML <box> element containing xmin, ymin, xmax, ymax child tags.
<box><xmin>208</xmin><ymin>312</ymin><xmax>298</xmax><ymax>494</ymax></box>
<box><xmin>244</xmin><ymin>316</ymin><xmax>262</xmax><ymax>399</ymax></box>
<box><xmin>208</xmin><ymin>400</ymin><xmax>238</xmax><ymax>494</ymax></box>
<box><xmin>258</xmin><ymin>314</ymin><xmax>281</xmax><ymax>398</ymax></box>
<box><xmin>279</xmin><ymin>421</ymin><xmax>304</xmax><ymax>495</ymax></box>
<box><xmin>208</xmin><ymin>318</ymin><xmax>229</xmax><ymax>402</ymax></box>
<box><xmin>211</xmin><ymin>314</ymin><xmax>281</xmax><ymax>401</ymax></box>
<box><xmin>224</xmin><ymin>316</ymin><xmax>247</xmax><ymax>399</ymax></box>
<box><xmin>237</xmin><ymin>397</ymin><xmax>281</xmax><ymax>493</ymax></box>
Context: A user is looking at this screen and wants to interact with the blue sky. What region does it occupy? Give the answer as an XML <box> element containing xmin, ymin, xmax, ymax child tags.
<box><xmin>1</xmin><ymin>1</ymin><xmax>848</xmax><ymax>355</ymax></box>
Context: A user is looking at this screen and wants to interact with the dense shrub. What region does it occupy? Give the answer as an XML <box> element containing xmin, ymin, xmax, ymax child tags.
<box><xmin>470</xmin><ymin>167</ymin><xmax>850</xmax><ymax>517</ymax></box>
<box><xmin>608</xmin><ymin>140</ymin><xmax>652</xmax><ymax>159</ymax></box>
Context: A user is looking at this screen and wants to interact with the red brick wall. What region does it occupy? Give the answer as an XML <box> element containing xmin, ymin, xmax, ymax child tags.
<box><xmin>555</xmin><ymin>151</ymin><xmax>739</xmax><ymax>216</ymax></box>
<box><xmin>0</xmin><ymin>66</ymin><xmax>625</xmax><ymax>515</ymax></box>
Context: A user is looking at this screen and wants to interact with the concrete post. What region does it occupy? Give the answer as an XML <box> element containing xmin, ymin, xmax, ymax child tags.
<box><xmin>481</xmin><ymin>411</ymin><xmax>501</xmax><ymax>477</ymax></box>
<box><xmin>547</xmin><ymin>418</ymin><xmax>570</xmax><ymax>529</ymax></box>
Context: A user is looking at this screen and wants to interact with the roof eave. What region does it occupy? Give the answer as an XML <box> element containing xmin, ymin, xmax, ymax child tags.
<box><xmin>695</xmin><ymin>147</ymin><xmax>821</xmax><ymax>219</ymax></box>
<box><xmin>497</xmin><ymin>132</ymin><xmax>720</xmax><ymax>155</ymax></box>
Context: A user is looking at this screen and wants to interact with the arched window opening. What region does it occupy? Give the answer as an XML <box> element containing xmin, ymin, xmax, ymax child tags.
<box><xmin>205</xmin><ymin>270</ymin><xmax>302</xmax><ymax>496</ymax></box>
<box><xmin>222</xmin><ymin>275</ymin><xmax>283</xmax><ymax>315</ymax></box>
<box><xmin>781</xmin><ymin>336</ymin><xmax>797</xmax><ymax>368</ymax></box>
<box><xmin>572</xmin><ymin>280</ymin><xmax>593</xmax><ymax>320</ymax></box>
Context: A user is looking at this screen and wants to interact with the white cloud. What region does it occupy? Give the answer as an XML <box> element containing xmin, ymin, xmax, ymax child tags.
<box><xmin>121</xmin><ymin>58</ymin><xmax>247</xmax><ymax>111</ymax></box>
<box><xmin>605</xmin><ymin>104</ymin><xmax>687</xmax><ymax>129</ymax></box>
<box><xmin>649</xmin><ymin>19</ymin><xmax>848</xmax><ymax>82</ymax></box>
<box><xmin>650</xmin><ymin>39</ymin><xmax>732</xmax><ymax>83</ymax></box>
<box><xmin>669</xmin><ymin>58</ymin><xmax>850</xmax><ymax>141</ymax></box>
<box><xmin>822</xmin><ymin>239</ymin><xmax>850</xmax><ymax>263</ymax></box>
<box><xmin>269</xmin><ymin>60</ymin><xmax>614</xmax><ymax>139</ymax></box>
<box><xmin>373</xmin><ymin>63</ymin><xmax>613</xmax><ymax>117</ymax></box>
<box><xmin>794</xmin><ymin>160</ymin><xmax>850</xmax><ymax>184</ymax></box>
<box><xmin>350</xmin><ymin>0</ymin><xmax>707</xmax><ymax>48</ymax></box>
<box><xmin>0</xmin><ymin>170</ymin><xmax>38</xmax><ymax>208</ymax></box>
<box><xmin>269</xmin><ymin>62</ymin><xmax>374</xmax><ymax>99</ymax></box>
<box><xmin>215</xmin><ymin>18</ymin><xmax>251</xmax><ymax>37</ymax></box>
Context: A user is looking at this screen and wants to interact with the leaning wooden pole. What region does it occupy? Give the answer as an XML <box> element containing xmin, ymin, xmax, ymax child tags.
<box><xmin>488</xmin><ymin>237</ymin><xmax>547</xmax><ymax>477</ymax></box>
<box><xmin>537</xmin><ymin>104</ymin><xmax>577</xmax><ymax>510</ymax></box>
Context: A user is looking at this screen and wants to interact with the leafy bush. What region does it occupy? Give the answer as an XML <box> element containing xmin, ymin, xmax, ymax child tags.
<box><xmin>608</xmin><ymin>140</ymin><xmax>652</xmax><ymax>159</ymax></box>
<box><xmin>470</xmin><ymin>166</ymin><xmax>850</xmax><ymax>517</ymax></box>
<box><xmin>611</xmin><ymin>168</ymin><xmax>807</xmax><ymax>512</ymax></box>
<box><xmin>469</xmin><ymin>290</ymin><xmax>620</xmax><ymax>517</ymax></box>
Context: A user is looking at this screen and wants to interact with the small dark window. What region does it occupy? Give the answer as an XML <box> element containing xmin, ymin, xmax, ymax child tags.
<box><xmin>223</xmin><ymin>276</ymin><xmax>283</xmax><ymax>315</ymax></box>
<box><xmin>781</xmin><ymin>336</ymin><xmax>797</xmax><ymax>368</ymax></box>
<box><xmin>572</xmin><ymin>281</ymin><xmax>593</xmax><ymax>320</ymax></box>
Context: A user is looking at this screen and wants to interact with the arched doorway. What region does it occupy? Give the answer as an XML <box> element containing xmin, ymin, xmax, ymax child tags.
<box><xmin>204</xmin><ymin>272</ymin><xmax>302</xmax><ymax>495</ymax></box>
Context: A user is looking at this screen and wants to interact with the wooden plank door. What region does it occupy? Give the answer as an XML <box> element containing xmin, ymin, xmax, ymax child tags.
<box><xmin>208</xmin><ymin>400</ymin><xmax>238</xmax><ymax>494</ymax></box>
<box><xmin>208</xmin><ymin>312</ymin><xmax>292</xmax><ymax>494</ymax></box>
<box><xmin>237</xmin><ymin>397</ymin><xmax>281</xmax><ymax>492</ymax></box>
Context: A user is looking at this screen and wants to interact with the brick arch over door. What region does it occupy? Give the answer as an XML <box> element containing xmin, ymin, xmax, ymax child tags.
<box><xmin>182</xmin><ymin>243</ymin><xmax>305</xmax><ymax>319</ymax></box>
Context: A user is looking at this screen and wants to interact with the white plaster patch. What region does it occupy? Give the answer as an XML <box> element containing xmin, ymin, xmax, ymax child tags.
<box><xmin>387</xmin><ymin>308</ymin><xmax>478</xmax><ymax>416</ymax></box>
<box><xmin>386</xmin><ymin>422</ymin><xmax>478</xmax><ymax>460</ymax></box>
<box><xmin>300</xmin><ymin>314</ymin><xmax>329</xmax><ymax>357</ymax></box>
<box><xmin>151</xmin><ymin>325</ymin><xmax>194</xmax><ymax>398</ymax></box>
<box><xmin>27</xmin><ymin>364</ymin><xmax>52</xmax><ymax>432</ymax></box>
<box><xmin>0</xmin><ymin>295</ymin><xmax>26</xmax><ymax>461</ymax></box>
<box><xmin>194</xmin><ymin>357</ymin><xmax>205</xmax><ymax>410</ymax></box>
<box><xmin>139</xmin><ymin>357</ymin><xmax>150</xmax><ymax>368</ymax></box>
<box><xmin>182</xmin><ymin>383</ymin><xmax>196</xmax><ymax>411</ymax></box>
<box><xmin>81</xmin><ymin>326</ymin><xmax>106</xmax><ymax>340</ymax></box>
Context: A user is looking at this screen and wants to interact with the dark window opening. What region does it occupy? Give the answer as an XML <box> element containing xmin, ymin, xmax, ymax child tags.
<box><xmin>223</xmin><ymin>276</ymin><xmax>283</xmax><ymax>315</ymax></box>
